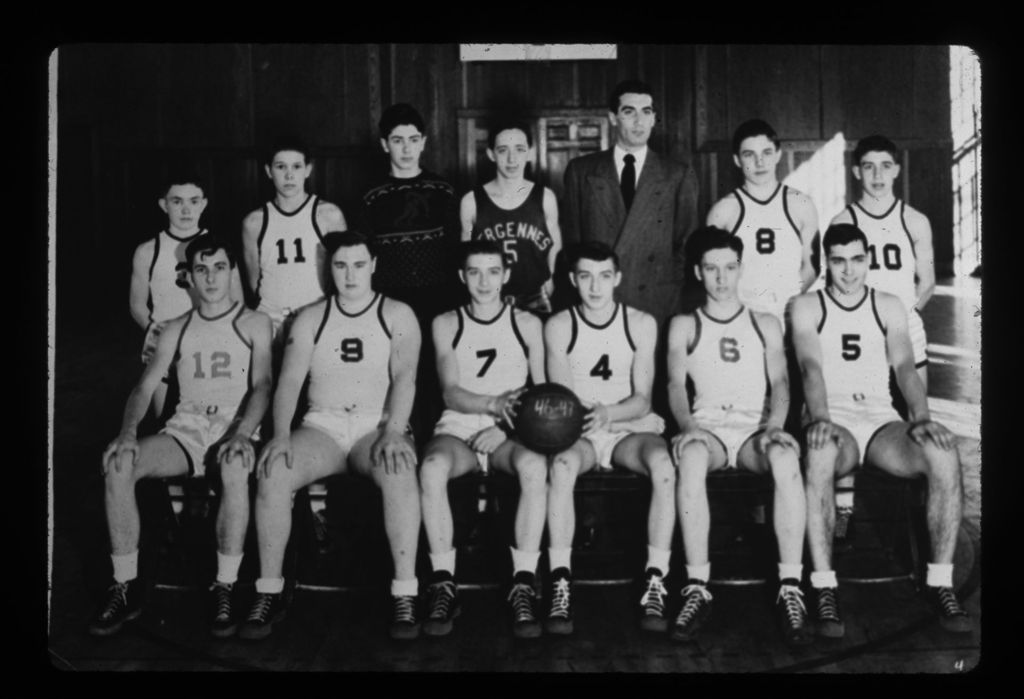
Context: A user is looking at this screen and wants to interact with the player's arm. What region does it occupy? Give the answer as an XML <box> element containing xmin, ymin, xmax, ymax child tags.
<box><xmin>316</xmin><ymin>200</ymin><xmax>348</xmax><ymax>234</ymax></box>
<box><xmin>217</xmin><ymin>311</ymin><xmax>273</xmax><ymax>472</ymax></box>
<box><xmin>128</xmin><ymin>241</ymin><xmax>154</xmax><ymax>330</ymax></box>
<box><xmin>560</xmin><ymin>159</ymin><xmax>581</xmax><ymax>246</ymax></box>
<box><xmin>101</xmin><ymin>315</ymin><xmax>182</xmax><ymax>473</ymax></box>
<box><xmin>519</xmin><ymin>310</ymin><xmax>547</xmax><ymax>386</ymax></box>
<box><xmin>792</xmin><ymin>191</ymin><xmax>821</xmax><ymax>291</ymax></box>
<box><xmin>705</xmin><ymin>195</ymin><xmax>739</xmax><ymax>230</ymax></box>
<box><xmin>905</xmin><ymin>206</ymin><xmax>936</xmax><ymax>310</ymax></box>
<box><xmin>665</xmin><ymin>313</ymin><xmax>711</xmax><ymax>460</ymax></box>
<box><xmin>459</xmin><ymin>191</ymin><xmax>476</xmax><ymax>242</ymax></box>
<box><xmin>791</xmin><ymin>293</ymin><xmax>840</xmax><ymax>450</ymax></box>
<box><xmin>756</xmin><ymin>311</ymin><xmax>801</xmax><ymax>454</ymax></box>
<box><xmin>880</xmin><ymin>294</ymin><xmax>954</xmax><ymax>450</ymax></box>
<box><xmin>241</xmin><ymin>209</ymin><xmax>265</xmax><ymax>297</ymax></box>
<box><xmin>543</xmin><ymin>187</ymin><xmax>564</xmax><ymax>296</ymax></box>
<box><xmin>587</xmin><ymin>309</ymin><xmax>657</xmax><ymax>432</ymax></box>
<box><xmin>544</xmin><ymin>311</ymin><xmax>575</xmax><ymax>388</ymax></box>
<box><xmin>255</xmin><ymin>304</ymin><xmax>319</xmax><ymax>478</ymax></box>
<box><xmin>373</xmin><ymin>299</ymin><xmax>421</xmax><ymax>472</ymax></box>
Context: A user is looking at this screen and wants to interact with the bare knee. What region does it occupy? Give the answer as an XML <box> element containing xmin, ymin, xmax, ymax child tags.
<box><xmin>219</xmin><ymin>457</ymin><xmax>250</xmax><ymax>494</ymax></box>
<box><xmin>766</xmin><ymin>443</ymin><xmax>801</xmax><ymax>484</ymax></box>
<box><xmin>418</xmin><ymin>454</ymin><xmax>451</xmax><ymax>496</ymax></box>
<box><xmin>516</xmin><ymin>454</ymin><xmax>548</xmax><ymax>495</ymax></box>
<box><xmin>647</xmin><ymin>451</ymin><xmax>676</xmax><ymax>491</ymax></box>
<box><xmin>549</xmin><ymin>451</ymin><xmax>581</xmax><ymax>489</ymax></box>
<box><xmin>676</xmin><ymin>442</ymin><xmax>710</xmax><ymax>482</ymax></box>
<box><xmin>920</xmin><ymin>443</ymin><xmax>962</xmax><ymax>487</ymax></box>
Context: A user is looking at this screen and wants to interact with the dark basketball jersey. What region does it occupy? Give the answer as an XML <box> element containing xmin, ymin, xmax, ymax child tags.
<box><xmin>471</xmin><ymin>183</ymin><xmax>553</xmax><ymax>297</ymax></box>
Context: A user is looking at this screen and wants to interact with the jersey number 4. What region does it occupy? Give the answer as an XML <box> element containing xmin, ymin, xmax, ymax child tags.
<box><xmin>476</xmin><ymin>349</ymin><xmax>497</xmax><ymax>377</ymax></box>
<box><xmin>590</xmin><ymin>354</ymin><xmax>613</xmax><ymax>381</ymax></box>
<box><xmin>192</xmin><ymin>351</ymin><xmax>231</xmax><ymax>379</ymax></box>
<box><xmin>340</xmin><ymin>338</ymin><xmax>363</xmax><ymax>362</ymax></box>
<box><xmin>275</xmin><ymin>238</ymin><xmax>308</xmax><ymax>264</ymax></box>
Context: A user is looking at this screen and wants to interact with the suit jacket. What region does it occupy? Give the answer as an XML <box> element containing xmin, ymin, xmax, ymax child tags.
<box><xmin>560</xmin><ymin>148</ymin><xmax>699</xmax><ymax>324</ymax></box>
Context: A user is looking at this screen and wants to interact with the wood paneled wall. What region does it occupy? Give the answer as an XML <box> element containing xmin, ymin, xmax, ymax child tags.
<box><xmin>56</xmin><ymin>43</ymin><xmax>954</xmax><ymax>318</ymax></box>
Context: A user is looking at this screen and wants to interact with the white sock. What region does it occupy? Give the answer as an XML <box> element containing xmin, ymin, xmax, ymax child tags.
<box><xmin>548</xmin><ymin>547</ymin><xmax>572</xmax><ymax>572</ymax></box>
<box><xmin>111</xmin><ymin>551</ymin><xmax>138</xmax><ymax>583</ymax></box>
<box><xmin>391</xmin><ymin>577</ymin><xmax>419</xmax><ymax>598</ymax></box>
<box><xmin>926</xmin><ymin>563</ymin><xmax>954</xmax><ymax>588</ymax></box>
<box><xmin>511</xmin><ymin>547</ymin><xmax>540</xmax><ymax>576</ymax></box>
<box><xmin>645</xmin><ymin>546</ymin><xmax>671</xmax><ymax>576</ymax></box>
<box><xmin>430</xmin><ymin>549</ymin><xmax>457</xmax><ymax>576</ymax></box>
<box><xmin>685</xmin><ymin>563</ymin><xmax>711</xmax><ymax>584</ymax></box>
<box><xmin>836</xmin><ymin>490</ymin><xmax>854</xmax><ymax>509</ymax></box>
<box><xmin>778</xmin><ymin>563</ymin><xmax>803</xmax><ymax>583</ymax></box>
<box><xmin>810</xmin><ymin>570</ymin><xmax>838</xmax><ymax>589</ymax></box>
<box><xmin>215</xmin><ymin>552</ymin><xmax>243</xmax><ymax>585</ymax></box>
<box><xmin>255</xmin><ymin>577</ymin><xmax>285</xmax><ymax>595</ymax></box>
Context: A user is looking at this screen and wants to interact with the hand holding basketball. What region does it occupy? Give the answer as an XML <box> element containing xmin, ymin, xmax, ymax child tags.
<box><xmin>490</xmin><ymin>387</ymin><xmax>526</xmax><ymax>426</ymax></box>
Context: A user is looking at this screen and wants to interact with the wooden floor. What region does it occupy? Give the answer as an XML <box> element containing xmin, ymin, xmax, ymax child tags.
<box><xmin>46</xmin><ymin>277</ymin><xmax>983</xmax><ymax>675</ymax></box>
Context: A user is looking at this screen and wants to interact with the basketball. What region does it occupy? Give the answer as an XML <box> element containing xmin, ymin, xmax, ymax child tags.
<box><xmin>514</xmin><ymin>382</ymin><xmax>586</xmax><ymax>455</ymax></box>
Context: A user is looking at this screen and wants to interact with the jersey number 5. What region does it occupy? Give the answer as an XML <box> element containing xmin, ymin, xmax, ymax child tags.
<box><xmin>340</xmin><ymin>338</ymin><xmax>363</xmax><ymax>362</ymax></box>
<box><xmin>590</xmin><ymin>354</ymin><xmax>612</xmax><ymax>381</ymax></box>
<box><xmin>841</xmin><ymin>334</ymin><xmax>861</xmax><ymax>361</ymax></box>
<box><xmin>755</xmin><ymin>228</ymin><xmax>776</xmax><ymax>254</ymax></box>
<box><xmin>476</xmin><ymin>348</ymin><xmax>497</xmax><ymax>377</ymax></box>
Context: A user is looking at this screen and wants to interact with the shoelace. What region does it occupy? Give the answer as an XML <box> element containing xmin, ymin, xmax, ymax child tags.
<box><xmin>935</xmin><ymin>588</ymin><xmax>966</xmax><ymax>616</ymax></box>
<box><xmin>675</xmin><ymin>584</ymin><xmax>712</xmax><ymax>625</ymax></box>
<box><xmin>393</xmin><ymin>596</ymin><xmax>416</xmax><ymax>624</ymax></box>
<box><xmin>640</xmin><ymin>575</ymin><xmax>667</xmax><ymax>615</ymax></box>
<box><xmin>549</xmin><ymin>578</ymin><xmax>571</xmax><ymax>619</ymax></box>
<box><xmin>248</xmin><ymin>593</ymin><xmax>275</xmax><ymax>622</ymax></box>
<box><xmin>777</xmin><ymin>585</ymin><xmax>807</xmax><ymax>627</ymax></box>
<box><xmin>100</xmin><ymin>582</ymin><xmax>129</xmax><ymax>620</ymax></box>
<box><xmin>508</xmin><ymin>583</ymin><xmax>537</xmax><ymax>621</ymax></box>
<box><xmin>816</xmin><ymin>588</ymin><xmax>841</xmax><ymax>621</ymax></box>
<box><xmin>210</xmin><ymin>583</ymin><xmax>232</xmax><ymax>620</ymax></box>
<box><xmin>428</xmin><ymin>581</ymin><xmax>456</xmax><ymax>620</ymax></box>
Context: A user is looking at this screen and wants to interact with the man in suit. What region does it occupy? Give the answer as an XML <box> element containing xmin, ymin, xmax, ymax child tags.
<box><xmin>560</xmin><ymin>79</ymin><xmax>700</xmax><ymax>326</ymax></box>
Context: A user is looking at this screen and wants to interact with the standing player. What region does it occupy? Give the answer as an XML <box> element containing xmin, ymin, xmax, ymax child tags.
<box><xmin>241</xmin><ymin>231</ymin><xmax>423</xmax><ymax>641</ymax></box>
<box><xmin>543</xmin><ymin>242</ymin><xmax>675</xmax><ymax>635</ymax></box>
<box><xmin>706</xmin><ymin>119</ymin><xmax>819</xmax><ymax>324</ymax></box>
<box><xmin>666</xmin><ymin>227</ymin><xmax>809</xmax><ymax>646</ymax></box>
<box><xmin>791</xmin><ymin>223</ymin><xmax>970</xmax><ymax>636</ymax></box>
<box><xmin>461</xmin><ymin>119</ymin><xmax>563</xmax><ymax>315</ymax></box>
<box><xmin>419</xmin><ymin>240</ymin><xmax>548</xmax><ymax>638</ymax></box>
<box><xmin>242</xmin><ymin>140</ymin><xmax>347</xmax><ymax>342</ymax></box>
<box><xmin>129</xmin><ymin>171</ymin><xmax>243</xmax><ymax>418</ymax></box>
<box><xmin>91</xmin><ymin>236</ymin><xmax>272</xmax><ymax>638</ymax></box>
<box><xmin>830</xmin><ymin>134</ymin><xmax>934</xmax><ymax>389</ymax></box>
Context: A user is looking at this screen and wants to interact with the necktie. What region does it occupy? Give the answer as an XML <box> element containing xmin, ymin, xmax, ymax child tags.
<box><xmin>621</xmin><ymin>153</ymin><xmax>636</xmax><ymax>211</ymax></box>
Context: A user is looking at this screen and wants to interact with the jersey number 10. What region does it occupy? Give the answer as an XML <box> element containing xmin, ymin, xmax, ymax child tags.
<box><xmin>867</xmin><ymin>243</ymin><xmax>902</xmax><ymax>271</ymax></box>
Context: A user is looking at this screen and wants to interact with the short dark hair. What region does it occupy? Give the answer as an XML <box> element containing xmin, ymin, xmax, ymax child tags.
<box><xmin>159</xmin><ymin>167</ymin><xmax>205</xmax><ymax>199</ymax></box>
<box><xmin>852</xmin><ymin>134</ymin><xmax>900</xmax><ymax>165</ymax></box>
<box><xmin>608</xmin><ymin>79</ymin><xmax>655</xmax><ymax>113</ymax></box>
<box><xmin>487</xmin><ymin>118</ymin><xmax>533</xmax><ymax>149</ymax></box>
<box><xmin>822</xmin><ymin>223</ymin><xmax>868</xmax><ymax>256</ymax></box>
<box><xmin>185</xmin><ymin>234</ymin><xmax>236</xmax><ymax>269</ymax></box>
<box><xmin>732</xmin><ymin>119</ymin><xmax>780</xmax><ymax>155</ymax></box>
<box><xmin>264</xmin><ymin>138</ymin><xmax>311</xmax><ymax>168</ymax></box>
<box><xmin>323</xmin><ymin>230</ymin><xmax>375</xmax><ymax>260</ymax></box>
<box><xmin>689</xmin><ymin>226</ymin><xmax>744</xmax><ymax>264</ymax></box>
<box><xmin>460</xmin><ymin>240</ymin><xmax>507</xmax><ymax>269</ymax></box>
<box><xmin>569</xmin><ymin>241</ymin><xmax>619</xmax><ymax>272</ymax></box>
<box><xmin>379</xmin><ymin>103</ymin><xmax>426</xmax><ymax>140</ymax></box>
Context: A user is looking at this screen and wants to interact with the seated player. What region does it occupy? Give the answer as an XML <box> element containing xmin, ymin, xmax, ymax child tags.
<box><xmin>792</xmin><ymin>223</ymin><xmax>970</xmax><ymax>637</ymax></box>
<box><xmin>91</xmin><ymin>235</ymin><xmax>272</xmax><ymax>638</ymax></box>
<box><xmin>128</xmin><ymin>170</ymin><xmax>243</xmax><ymax>418</ymax></box>
<box><xmin>543</xmin><ymin>242</ymin><xmax>675</xmax><ymax>635</ymax></box>
<box><xmin>461</xmin><ymin>118</ymin><xmax>563</xmax><ymax>315</ymax></box>
<box><xmin>419</xmin><ymin>240</ymin><xmax>548</xmax><ymax>638</ymax></box>
<box><xmin>666</xmin><ymin>227</ymin><xmax>809</xmax><ymax>646</ymax></box>
<box><xmin>242</xmin><ymin>231</ymin><xmax>422</xmax><ymax>641</ymax></box>
<box><xmin>242</xmin><ymin>139</ymin><xmax>347</xmax><ymax>344</ymax></box>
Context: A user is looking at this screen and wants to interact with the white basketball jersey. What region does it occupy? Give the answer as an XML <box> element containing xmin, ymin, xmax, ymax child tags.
<box><xmin>172</xmin><ymin>302</ymin><xmax>251</xmax><ymax>414</ymax></box>
<box><xmin>307</xmin><ymin>293</ymin><xmax>392</xmax><ymax>419</ymax></box>
<box><xmin>567</xmin><ymin>303</ymin><xmax>636</xmax><ymax>406</ymax></box>
<box><xmin>148</xmin><ymin>229</ymin><xmax>207</xmax><ymax>324</ymax></box>
<box><xmin>847</xmin><ymin>200</ymin><xmax>917</xmax><ymax>310</ymax></box>
<box><xmin>817</xmin><ymin>287</ymin><xmax>889</xmax><ymax>402</ymax></box>
<box><xmin>257</xmin><ymin>194</ymin><xmax>326</xmax><ymax>315</ymax></box>
<box><xmin>731</xmin><ymin>185</ymin><xmax>804</xmax><ymax>318</ymax></box>
<box><xmin>452</xmin><ymin>304</ymin><xmax>530</xmax><ymax>395</ymax></box>
<box><xmin>687</xmin><ymin>306</ymin><xmax>769</xmax><ymax>415</ymax></box>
